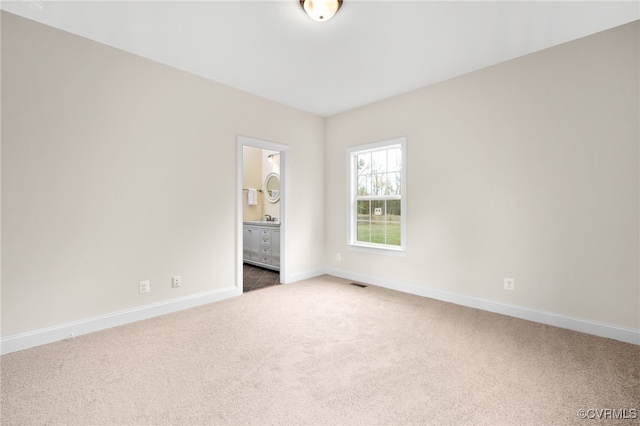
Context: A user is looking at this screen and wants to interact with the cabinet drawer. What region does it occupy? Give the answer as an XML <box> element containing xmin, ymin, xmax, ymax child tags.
<box><xmin>244</xmin><ymin>252</ymin><xmax>260</xmax><ymax>262</ymax></box>
<box><xmin>259</xmin><ymin>230</ymin><xmax>271</xmax><ymax>238</ymax></box>
<box><xmin>260</xmin><ymin>247</ymin><xmax>271</xmax><ymax>255</ymax></box>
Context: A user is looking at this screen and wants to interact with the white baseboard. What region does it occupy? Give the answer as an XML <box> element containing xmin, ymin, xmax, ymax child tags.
<box><xmin>4</xmin><ymin>269</ymin><xmax>637</xmax><ymax>355</ymax></box>
<box><xmin>324</xmin><ymin>267</ymin><xmax>640</xmax><ymax>345</ymax></box>
<box><xmin>1</xmin><ymin>286</ymin><xmax>240</xmax><ymax>355</ymax></box>
<box><xmin>284</xmin><ymin>268</ymin><xmax>326</xmax><ymax>284</ymax></box>
<box><xmin>2</xmin><ymin>268</ymin><xmax>325</xmax><ymax>355</ymax></box>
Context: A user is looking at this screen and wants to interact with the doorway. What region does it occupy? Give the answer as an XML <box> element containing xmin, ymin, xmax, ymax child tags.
<box><xmin>236</xmin><ymin>136</ymin><xmax>288</xmax><ymax>294</ymax></box>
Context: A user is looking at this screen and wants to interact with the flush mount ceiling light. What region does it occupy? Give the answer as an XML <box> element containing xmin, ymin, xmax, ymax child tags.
<box><xmin>300</xmin><ymin>0</ymin><xmax>343</xmax><ymax>22</ymax></box>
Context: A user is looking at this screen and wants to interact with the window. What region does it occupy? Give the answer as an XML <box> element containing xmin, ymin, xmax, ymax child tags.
<box><xmin>347</xmin><ymin>137</ymin><xmax>406</xmax><ymax>252</ymax></box>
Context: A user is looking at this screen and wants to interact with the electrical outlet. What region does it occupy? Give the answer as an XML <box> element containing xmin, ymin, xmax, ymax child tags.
<box><xmin>139</xmin><ymin>280</ymin><xmax>150</xmax><ymax>294</ymax></box>
<box><xmin>336</xmin><ymin>253</ymin><xmax>341</xmax><ymax>261</ymax></box>
<box><xmin>504</xmin><ymin>278</ymin><xmax>515</xmax><ymax>291</ymax></box>
<box><xmin>172</xmin><ymin>276</ymin><xmax>181</xmax><ymax>288</ymax></box>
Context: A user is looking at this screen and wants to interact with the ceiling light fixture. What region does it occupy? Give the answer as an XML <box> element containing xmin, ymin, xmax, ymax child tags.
<box><xmin>300</xmin><ymin>0</ymin><xmax>342</xmax><ymax>22</ymax></box>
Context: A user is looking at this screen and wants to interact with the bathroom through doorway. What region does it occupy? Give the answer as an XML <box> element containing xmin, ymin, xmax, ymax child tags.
<box><xmin>236</xmin><ymin>136</ymin><xmax>288</xmax><ymax>294</ymax></box>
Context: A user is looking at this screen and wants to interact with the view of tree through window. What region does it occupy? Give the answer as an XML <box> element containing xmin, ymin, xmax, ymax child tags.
<box><xmin>353</xmin><ymin>144</ymin><xmax>403</xmax><ymax>247</ymax></box>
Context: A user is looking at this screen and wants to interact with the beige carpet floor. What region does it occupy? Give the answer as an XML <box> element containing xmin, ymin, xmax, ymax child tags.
<box><xmin>1</xmin><ymin>275</ymin><xmax>638</xmax><ymax>425</ymax></box>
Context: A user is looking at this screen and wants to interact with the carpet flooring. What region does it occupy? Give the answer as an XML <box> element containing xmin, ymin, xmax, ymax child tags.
<box><xmin>1</xmin><ymin>275</ymin><xmax>638</xmax><ymax>425</ymax></box>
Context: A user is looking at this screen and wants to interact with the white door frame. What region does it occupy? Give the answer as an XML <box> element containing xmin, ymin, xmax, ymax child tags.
<box><xmin>236</xmin><ymin>135</ymin><xmax>288</xmax><ymax>293</ymax></box>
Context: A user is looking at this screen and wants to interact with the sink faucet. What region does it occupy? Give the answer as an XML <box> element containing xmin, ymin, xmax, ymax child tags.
<box><xmin>264</xmin><ymin>214</ymin><xmax>272</xmax><ymax>222</ymax></box>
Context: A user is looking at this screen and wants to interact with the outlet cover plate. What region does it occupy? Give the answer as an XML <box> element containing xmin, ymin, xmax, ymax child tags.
<box><xmin>172</xmin><ymin>276</ymin><xmax>181</xmax><ymax>288</ymax></box>
<box><xmin>504</xmin><ymin>278</ymin><xmax>515</xmax><ymax>291</ymax></box>
<box><xmin>139</xmin><ymin>280</ymin><xmax>150</xmax><ymax>294</ymax></box>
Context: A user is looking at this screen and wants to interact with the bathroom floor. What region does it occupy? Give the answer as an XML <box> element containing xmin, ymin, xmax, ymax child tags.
<box><xmin>243</xmin><ymin>264</ymin><xmax>280</xmax><ymax>292</ymax></box>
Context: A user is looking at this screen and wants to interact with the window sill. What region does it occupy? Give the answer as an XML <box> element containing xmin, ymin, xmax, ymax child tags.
<box><xmin>347</xmin><ymin>243</ymin><xmax>406</xmax><ymax>257</ymax></box>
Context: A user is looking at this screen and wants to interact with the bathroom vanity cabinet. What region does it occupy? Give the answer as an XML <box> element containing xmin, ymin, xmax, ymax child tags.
<box><xmin>243</xmin><ymin>223</ymin><xmax>280</xmax><ymax>271</ymax></box>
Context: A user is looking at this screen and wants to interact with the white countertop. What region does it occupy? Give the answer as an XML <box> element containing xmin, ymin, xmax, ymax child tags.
<box><xmin>243</xmin><ymin>221</ymin><xmax>280</xmax><ymax>227</ymax></box>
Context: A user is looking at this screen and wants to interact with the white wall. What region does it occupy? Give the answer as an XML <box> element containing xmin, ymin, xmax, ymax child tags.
<box><xmin>1</xmin><ymin>12</ymin><xmax>325</xmax><ymax>337</ymax></box>
<box><xmin>2</xmin><ymin>11</ymin><xmax>637</xmax><ymax>346</ymax></box>
<box><xmin>324</xmin><ymin>21</ymin><xmax>639</xmax><ymax>330</ymax></box>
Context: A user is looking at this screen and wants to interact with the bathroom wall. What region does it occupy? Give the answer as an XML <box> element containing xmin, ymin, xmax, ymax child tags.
<box><xmin>261</xmin><ymin>150</ymin><xmax>280</xmax><ymax>220</ymax></box>
<box><xmin>241</xmin><ymin>147</ymin><xmax>280</xmax><ymax>222</ymax></box>
<box><xmin>242</xmin><ymin>146</ymin><xmax>264</xmax><ymax>221</ymax></box>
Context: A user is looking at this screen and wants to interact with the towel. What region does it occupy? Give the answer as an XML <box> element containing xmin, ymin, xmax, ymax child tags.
<box><xmin>247</xmin><ymin>188</ymin><xmax>258</xmax><ymax>206</ymax></box>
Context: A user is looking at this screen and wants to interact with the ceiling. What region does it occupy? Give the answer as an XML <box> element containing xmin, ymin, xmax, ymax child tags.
<box><xmin>2</xmin><ymin>1</ymin><xmax>638</xmax><ymax>117</ymax></box>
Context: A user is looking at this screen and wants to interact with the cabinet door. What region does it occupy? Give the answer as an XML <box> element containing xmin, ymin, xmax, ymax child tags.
<box><xmin>271</xmin><ymin>230</ymin><xmax>280</xmax><ymax>257</ymax></box>
<box><xmin>243</xmin><ymin>226</ymin><xmax>260</xmax><ymax>254</ymax></box>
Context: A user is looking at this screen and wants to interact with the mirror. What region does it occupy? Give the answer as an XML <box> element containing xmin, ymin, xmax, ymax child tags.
<box><xmin>264</xmin><ymin>172</ymin><xmax>280</xmax><ymax>203</ymax></box>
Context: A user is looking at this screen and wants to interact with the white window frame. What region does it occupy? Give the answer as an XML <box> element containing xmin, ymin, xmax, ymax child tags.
<box><xmin>347</xmin><ymin>137</ymin><xmax>407</xmax><ymax>254</ymax></box>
